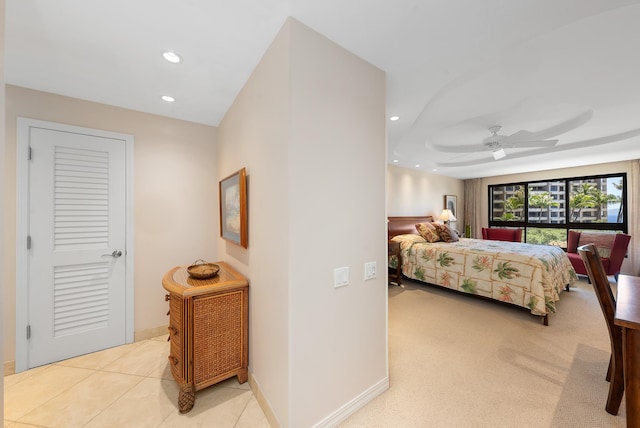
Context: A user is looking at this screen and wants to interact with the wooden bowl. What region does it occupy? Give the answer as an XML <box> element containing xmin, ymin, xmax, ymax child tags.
<box><xmin>187</xmin><ymin>261</ymin><xmax>220</xmax><ymax>279</ymax></box>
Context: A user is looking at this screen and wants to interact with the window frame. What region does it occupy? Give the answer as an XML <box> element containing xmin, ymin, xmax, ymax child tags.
<box><xmin>488</xmin><ymin>172</ymin><xmax>628</xmax><ymax>243</ymax></box>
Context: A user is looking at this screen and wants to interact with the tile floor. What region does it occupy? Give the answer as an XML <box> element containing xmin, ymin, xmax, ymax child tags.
<box><xmin>4</xmin><ymin>336</ymin><xmax>270</xmax><ymax>428</ymax></box>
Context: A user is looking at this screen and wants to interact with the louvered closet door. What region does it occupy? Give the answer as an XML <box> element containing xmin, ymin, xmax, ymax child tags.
<box><xmin>28</xmin><ymin>127</ymin><xmax>126</xmax><ymax>368</ymax></box>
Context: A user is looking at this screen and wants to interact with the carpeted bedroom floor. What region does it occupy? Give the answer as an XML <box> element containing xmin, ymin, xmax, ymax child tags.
<box><xmin>340</xmin><ymin>276</ymin><xmax>626</xmax><ymax>427</ymax></box>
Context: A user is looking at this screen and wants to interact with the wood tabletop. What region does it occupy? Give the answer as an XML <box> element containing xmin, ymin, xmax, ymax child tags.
<box><xmin>615</xmin><ymin>274</ymin><xmax>640</xmax><ymax>330</ymax></box>
<box><xmin>162</xmin><ymin>261</ymin><xmax>248</xmax><ymax>297</ymax></box>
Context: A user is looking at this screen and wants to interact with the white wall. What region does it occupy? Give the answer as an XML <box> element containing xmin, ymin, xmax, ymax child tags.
<box><xmin>387</xmin><ymin>164</ymin><xmax>465</xmax><ymax>227</ymax></box>
<box><xmin>218</xmin><ymin>18</ymin><xmax>387</xmax><ymax>427</ymax></box>
<box><xmin>3</xmin><ymin>86</ymin><xmax>218</xmax><ymax>366</ymax></box>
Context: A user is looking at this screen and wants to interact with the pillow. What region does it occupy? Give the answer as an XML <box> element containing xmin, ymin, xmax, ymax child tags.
<box><xmin>390</xmin><ymin>234</ymin><xmax>426</xmax><ymax>243</ymax></box>
<box><xmin>578</xmin><ymin>232</ymin><xmax>615</xmax><ymax>259</ymax></box>
<box><xmin>433</xmin><ymin>223</ymin><xmax>458</xmax><ymax>243</ymax></box>
<box><xmin>446</xmin><ymin>224</ymin><xmax>460</xmax><ymax>242</ymax></box>
<box><xmin>415</xmin><ymin>223</ymin><xmax>440</xmax><ymax>243</ymax></box>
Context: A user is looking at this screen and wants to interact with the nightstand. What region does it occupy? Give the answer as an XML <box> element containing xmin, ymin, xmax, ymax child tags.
<box><xmin>388</xmin><ymin>240</ymin><xmax>403</xmax><ymax>287</ymax></box>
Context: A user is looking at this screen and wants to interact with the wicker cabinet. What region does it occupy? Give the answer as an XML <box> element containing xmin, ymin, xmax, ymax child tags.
<box><xmin>162</xmin><ymin>262</ymin><xmax>249</xmax><ymax>413</ymax></box>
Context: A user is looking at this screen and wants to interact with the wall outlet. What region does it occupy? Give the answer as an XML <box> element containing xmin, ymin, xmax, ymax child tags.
<box><xmin>334</xmin><ymin>267</ymin><xmax>349</xmax><ymax>288</ymax></box>
<box><xmin>364</xmin><ymin>261</ymin><xmax>376</xmax><ymax>280</ymax></box>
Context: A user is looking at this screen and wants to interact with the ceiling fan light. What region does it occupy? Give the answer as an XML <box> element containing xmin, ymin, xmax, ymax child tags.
<box><xmin>493</xmin><ymin>148</ymin><xmax>506</xmax><ymax>160</ymax></box>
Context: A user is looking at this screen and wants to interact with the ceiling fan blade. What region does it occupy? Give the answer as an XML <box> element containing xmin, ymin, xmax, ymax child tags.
<box><xmin>504</xmin><ymin>130</ymin><xmax>558</xmax><ymax>145</ymax></box>
<box><xmin>428</xmin><ymin>143</ymin><xmax>489</xmax><ymax>153</ymax></box>
<box><xmin>503</xmin><ymin>139</ymin><xmax>559</xmax><ymax>148</ymax></box>
<box><xmin>504</xmin><ymin>130</ymin><xmax>536</xmax><ymax>143</ymax></box>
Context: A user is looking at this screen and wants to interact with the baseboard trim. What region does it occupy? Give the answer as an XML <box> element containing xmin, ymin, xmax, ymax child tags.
<box><xmin>313</xmin><ymin>376</ymin><xmax>390</xmax><ymax>428</ymax></box>
<box><xmin>249</xmin><ymin>371</ymin><xmax>281</xmax><ymax>428</ymax></box>
<box><xmin>134</xmin><ymin>325</ymin><xmax>168</xmax><ymax>342</ymax></box>
<box><xmin>4</xmin><ymin>360</ymin><xmax>16</xmax><ymax>376</ymax></box>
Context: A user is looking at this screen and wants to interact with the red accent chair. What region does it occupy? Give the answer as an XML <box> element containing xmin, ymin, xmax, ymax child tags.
<box><xmin>481</xmin><ymin>227</ymin><xmax>522</xmax><ymax>242</ymax></box>
<box><xmin>566</xmin><ymin>230</ymin><xmax>631</xmax><ymax>281</ymax></box>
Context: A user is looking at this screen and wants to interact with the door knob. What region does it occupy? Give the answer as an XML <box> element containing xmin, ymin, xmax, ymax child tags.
<box><xmin>102</xmin><ymin>250</ymin><xmax>123</xmax><ymax>258</ymax></box>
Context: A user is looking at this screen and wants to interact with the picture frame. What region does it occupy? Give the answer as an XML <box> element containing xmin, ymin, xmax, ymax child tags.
<box><xmin>444</xmin><ymin>195</ymin><xmax>458</xmax><ymax>231</ymax></box>
<box><xmin>219</xmin><ymin>168</ymin><xmax>248</xmax><ymax>248</ymax></box>
<box><xmin>444</xmin><ymin>195</ymin><xmax>457</xmax><ymax>218</ymax></box>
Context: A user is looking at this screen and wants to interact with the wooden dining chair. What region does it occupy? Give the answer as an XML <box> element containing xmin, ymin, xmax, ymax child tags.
<box><xmin>578</xmin><ymin>243</ymin><xmax>624</xmax><ymax>415</ymax></box>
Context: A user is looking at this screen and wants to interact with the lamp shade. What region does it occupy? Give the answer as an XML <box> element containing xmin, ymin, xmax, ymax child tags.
<box><xmin>439</xmin><ymin>209</ymin><xmax>457</xmax><ymax>222</ymax></box>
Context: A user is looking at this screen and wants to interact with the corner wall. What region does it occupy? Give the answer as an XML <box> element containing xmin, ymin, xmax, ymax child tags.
<box><xmin>288</xmin><ymin>19</ymin><xmax>387</xmax><ymax>427</ymax></box>
<box><xmin>218</xmin><ymin>18</ymin><xmax>388</xmax><ymax>427</ymax></box>
<box><xmin>1</xmin><ymin>0</ymin><xmax>7</xmax><ymax>418</ymax></box>
<box><xmin>217</xmin><ymin>18</ymin><xmax>292</xmax><ymax>426</ymax></box>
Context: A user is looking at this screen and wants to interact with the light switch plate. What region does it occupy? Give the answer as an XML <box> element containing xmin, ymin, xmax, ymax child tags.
<box><xmin>364</xmin><ymin>261</ymin><xmax>377</xmax><ymax>280</ymax></box>
<box><xmin>334</xmin><ymin>267</ymin><xmax>349</xmax><ymax>288</ymax></box>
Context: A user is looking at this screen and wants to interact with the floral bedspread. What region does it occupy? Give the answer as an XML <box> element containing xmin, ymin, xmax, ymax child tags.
<box><xmin>391</xmin><ymin>235</ymin><xmax>577</xmax><ymax>316</ymax></box>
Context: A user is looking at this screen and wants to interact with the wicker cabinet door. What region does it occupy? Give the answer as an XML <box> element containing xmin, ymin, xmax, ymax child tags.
<box><xmin>192</xmin><ymin>290</ymin><xmax>245</xmax><ymax>387</ymax></box>
<box><xmin>168</xmin><ymin>293</ymin><xmax>184</xmax><ymax>382</ymax></box>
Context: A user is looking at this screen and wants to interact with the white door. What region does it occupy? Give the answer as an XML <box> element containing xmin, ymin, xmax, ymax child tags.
<box><xmin>24</xmin><ymin>124</ymin><xmax>129</xmax><ymax>368</ymax></box>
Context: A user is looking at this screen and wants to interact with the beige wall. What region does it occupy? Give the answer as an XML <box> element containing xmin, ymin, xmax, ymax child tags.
<box><xmin>218</xmin><ymin>18</ymin><xmax>387</xmax><ymax>427</ymax></box>
<box><xmin>387</xmin><ymin>164</ymin><xmax>465</xmax><ymax>228</ymax></box>
<box><xmin>3</xmin><ymin>86</ymin><xmax>218</xmax><ymax>366</ymax></box>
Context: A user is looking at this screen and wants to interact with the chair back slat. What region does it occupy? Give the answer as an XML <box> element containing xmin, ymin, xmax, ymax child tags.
<box><xmin>578</xmin><ymin>243</ymin><xmax>616</xmax><ymax>323</ymax></box>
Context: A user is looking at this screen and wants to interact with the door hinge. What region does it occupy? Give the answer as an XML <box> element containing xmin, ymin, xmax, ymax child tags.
<box><xmin>27</xmin><ymin>235</ymin><xmax>32</xmax><ymax>250</ymax></box>
<box><xmin>28</xmin><ymin>146</ymin><xmax>32</xmax><ymax>160</ymax></box>
<box><xmin>27</xmin><ymin>325</ymin><xmax>31</xmax><ymax>340</ymax></box>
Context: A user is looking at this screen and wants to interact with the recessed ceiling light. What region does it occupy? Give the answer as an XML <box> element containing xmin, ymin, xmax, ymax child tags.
<box><xmin>415</xmin><ymin>164</ymin><xmax>421</xmax><ymax>168</ymax></box>
<box><xmin>161</xmin><ymin>95</ymin><xmax>175</xmax><ymax>103</ymax></box>
<box><xmin>389</xmin><ymin>115</ymin><xmax>400</xmax><ymax>121</ymax></box>
<box><xmin>163</xmin><ymin>51</ymin><xmax>182</xmax><ymax>64</ymax></box>
<box><xmin>393</xmin><ymin>159</ymin><xmax>399</xmax><ymax>163</ymax></box>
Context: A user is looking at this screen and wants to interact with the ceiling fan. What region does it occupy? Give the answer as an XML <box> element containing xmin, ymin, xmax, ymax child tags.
<box><xmin>481</xmin><ymin>126</ymin><xmax>560</xmax><ymax>160</ymax></box>
<box><xmin>432</xmin><ymin>125</ymin><xmax>560</xmax><ymax>160</ymax></box>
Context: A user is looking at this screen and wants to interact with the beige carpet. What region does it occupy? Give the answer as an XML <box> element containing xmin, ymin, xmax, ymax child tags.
<box><xmin>340</xmin><ymin>277</ymin><xmax>627</xmax><ymax>427</ymax></box>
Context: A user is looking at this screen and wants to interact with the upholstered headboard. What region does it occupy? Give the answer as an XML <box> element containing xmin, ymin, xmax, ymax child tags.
<box><xmin>388</xmin><ymin>216</ymin><xmax>434</xmax><ymax>239</ymax></box>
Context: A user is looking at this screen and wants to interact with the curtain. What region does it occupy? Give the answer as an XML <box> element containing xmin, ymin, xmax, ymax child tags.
<box><xmin>463</xmin><ymin>178</ymin><xmax>482</xmax><ymax>238</ymax></box>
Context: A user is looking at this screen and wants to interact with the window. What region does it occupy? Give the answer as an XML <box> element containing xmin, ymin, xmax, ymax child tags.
<box><xmin>490</xmin><ymin>184</ymin><xmax>524</xmax><ymax>222</ymax></box>
<box><xmin>488</xmin><ymin>173</ymin><xmax>627</xmax><ymax>246</ymax></box>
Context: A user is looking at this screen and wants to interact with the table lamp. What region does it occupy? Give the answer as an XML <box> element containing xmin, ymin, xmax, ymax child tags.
<box><xmin>439</xmin><ymin>209</ymin><xmax>457</xmax><ymax>225</ymax></box>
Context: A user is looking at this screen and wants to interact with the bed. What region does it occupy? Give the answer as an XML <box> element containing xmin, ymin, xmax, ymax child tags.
<box><xmin>388</xmin><ymin>216</ymin><xmax>577</xmax><ymax>325</ymax></box>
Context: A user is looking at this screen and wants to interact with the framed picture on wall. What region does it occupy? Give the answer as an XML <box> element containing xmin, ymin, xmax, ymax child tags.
<box><xmin>219</xmin><ymin>167</ymin><xmax>248</xmax><ymax>248</ymax></box>
<box><xmin>444</xmin><ymin>195</ymin><xmax>457</xmax><ymax>218</ymax></box>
